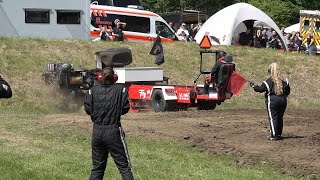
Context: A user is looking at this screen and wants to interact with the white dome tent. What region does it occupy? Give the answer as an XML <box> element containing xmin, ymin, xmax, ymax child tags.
<box><xmin>284</xmin><ymin>23</ymin><xmax>300</xmax><ymax>34</ymax></box>
<box><xmin>195</xmin><ymin>3</ymin><xmax>288</xmax><ymax>51</ymax></box>
<box><xmin>232</xmin><ymin>22</ymin><xmax>247</xmax><ymax>44</ymax></box>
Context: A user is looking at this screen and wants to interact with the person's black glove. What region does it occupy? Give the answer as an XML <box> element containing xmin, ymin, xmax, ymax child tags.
<box><xmin>249</xmin><ymin>81</ymin><xmax>255</xmax><ymax>88</ymax></box>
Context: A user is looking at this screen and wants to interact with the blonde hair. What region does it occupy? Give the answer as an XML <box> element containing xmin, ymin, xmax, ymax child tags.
<box><xmin>268</xmin><ymin>63</ymin><xmax>283</xmax><ymax>95</ymax></box>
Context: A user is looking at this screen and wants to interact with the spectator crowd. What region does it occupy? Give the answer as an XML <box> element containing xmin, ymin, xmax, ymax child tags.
<box><xmin>95</xmin><ymin>18</ymin><xmax>317</xmax><ymax>56</ymax></box>
<box><xmin>236</xmin><ymin>26</ymin><xmax>317</xmax><ymax>55</ymax></box>
<box><xmin>94</xmin><ymin>19</ymin><xmax>126</xmax><ymax>42</ymax></box>
<box><xmin>173</xmin><ymin>20</ymin><xmax>203</xmax><ymax>42</ymax></box>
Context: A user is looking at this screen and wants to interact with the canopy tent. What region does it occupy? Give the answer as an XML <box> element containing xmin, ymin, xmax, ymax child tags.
<box><xmin>284</xmin><ymin>23</ymin><xmax>300</xmax><ymax>34</ymax></box>
<box><xmin>231</xmin><ymin>21</ymin><xmax>270</xmax><ymax>44</ymax></box>
<box><xmin>253</xmin><ymin>21</ymin><xmax>270</xmax><ymax>28</ymax></box>
<box><xmin>195</xmin><ymin>3</ymin><xmax>288</xmax><ymax>51</ymax></box>
<box><xmin>232</xmin><ymin>22</ymin><xmax>247</xmax><ymax>44</ymax></box>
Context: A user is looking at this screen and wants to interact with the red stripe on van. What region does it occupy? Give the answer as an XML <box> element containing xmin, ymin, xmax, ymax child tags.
<box><xmin>93</xmin><ymin>10</ymin><xmax>98</xmax><ymax>16</ymax></box>
<box><xmin>98</xmin><ymin>10</ymin><xmax>103</xmax><ymax>16</ymax></box>
<box><xmin>160</xmin><ymin>38</ymin><xmax>174</xmax><ymax>43</ymax></box>
<box><xmin>91</xmin><ymin>31</ymin><xmax>100</xmax><ymax>37</ymax></box>
<box><xmin>124</xmin><ymin>34</ymin><xmax>155</xmax><ymax>42</ymax></box>
<box><xmin>124</xmin><ymin>34</ymin><xmax>174</xmax><ymax>42</ymax></box>
<box><xmin>91</xmin><ymin>8</ymin><xmax>159</xmax><ymax>17</ymax></box>
<box><xmin>91</xmin><ymin>31</ymin><xmax>174</xmax><ymax>43</ymax></box>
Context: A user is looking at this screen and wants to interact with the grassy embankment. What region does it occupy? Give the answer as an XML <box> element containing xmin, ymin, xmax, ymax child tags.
<box><xmin>1</xmin><ymin>37</ymin><xmax>319</xmax><ymax>113</ymax></box>
<box><xmin>0</xmin><ymin>37</ymin><xmax>319</xmax><ymax>179</ymax></box>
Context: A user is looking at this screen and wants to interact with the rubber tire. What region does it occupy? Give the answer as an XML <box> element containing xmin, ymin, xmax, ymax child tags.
<box><xmin>197</xmin><ymin>101</ymin><xmax>217</xmax><ymax>110</ymax></box>
<box><xmin>42</xmin><ymin>73</ymin><xmax>52</xmax><ymax>84</ymax></box>
<box><xmin>151</xmin><ymin>89</ymin><xmax>176</xmax><ymax>112</ymax></box>
<box><xmin>98</xmin><ymin>47</ymin><xmax>132</xmax><ymax>67</ymax></box>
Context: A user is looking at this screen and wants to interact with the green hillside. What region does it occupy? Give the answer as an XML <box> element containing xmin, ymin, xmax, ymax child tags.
<box><xmin>0</xmin><ymin>37</ymin><xmax>319</xmax><ymax>113</ymax></box>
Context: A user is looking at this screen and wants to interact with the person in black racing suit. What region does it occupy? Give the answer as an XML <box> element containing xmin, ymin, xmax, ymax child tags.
<box><xmin>0</xmin><ymin>75</ymin><xmax>12</xmax><ymax>99</ymax></box>
<box><xmin>250</xmin><ymin>63</ymin><xmax>290</xmax><ymax>141</ymax></box>
<box><xmin>84</xmin><ymin>67</ymin><xmax>134</xmax><ymax>180</ymax></box>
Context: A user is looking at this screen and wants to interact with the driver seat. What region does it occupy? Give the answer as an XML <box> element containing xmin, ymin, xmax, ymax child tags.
<box><xmin>217</xmin><ymin>63</ymin><xmax>235</xmax><ymax>92</ymax></box>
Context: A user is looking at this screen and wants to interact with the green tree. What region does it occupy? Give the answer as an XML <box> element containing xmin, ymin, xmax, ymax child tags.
<box><xmin>141</xmin><ymin>0</ymin><xmax>308</xmax><ymax>27</ymax></box>
<box><xmin>140</xmin><ymin>0</ymin><xmax>237</xmax><ymax>14</ymax></box>
<box><xmin>140</xmin><ymin>0</ymin><xmax>180</xmax><ymax>12</ymax></box>
<box><xmin>291</xmin><ymin>0</ymin><xmax>320</xmax><ymax>10</ymax></box>
<box><xmin>185</xmin><ymin>0</ymin><xmax>236</xmax><ymax>15</ymax></box>
<box><xmin>247</xmin><ymin>0</ymin><xmax>301</xmax><ymax>27</ymax></box>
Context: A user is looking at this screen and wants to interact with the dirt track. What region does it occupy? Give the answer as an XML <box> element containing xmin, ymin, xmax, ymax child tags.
<box><xmin>42</xmin><ymin>109</ymin><xmax>320</xmax><ymax>178</ymax></box>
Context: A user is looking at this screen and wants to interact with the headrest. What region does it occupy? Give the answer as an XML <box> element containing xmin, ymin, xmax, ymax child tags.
<box><xmin>224</xmin><ymin>55</ymin><xmax>233</xmax><ymax>63</ymax></box>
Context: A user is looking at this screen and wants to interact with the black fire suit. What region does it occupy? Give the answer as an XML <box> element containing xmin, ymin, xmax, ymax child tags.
<box><xmin>210</xmin><ymin>60</ymin><xmax>226</xmax><ymax>79</ymax></box>
<box><xmin>0</xmin><ymin>77</ymin><xmax>12</xmax><ymax>99</ymax></box>
<box><xmin>253</xmin><ymin>77</ymin><xmax>290</xmax><ymax>138</ymax></box>
<box><xmin>84</xmin><ymin>84</ymin><xmax>133</xmax><ymax>180</ymax></box>
<box><xmin>204</xmin><ymin>58</ymin><xmax>226</xmax><ymax>93</ymax></box>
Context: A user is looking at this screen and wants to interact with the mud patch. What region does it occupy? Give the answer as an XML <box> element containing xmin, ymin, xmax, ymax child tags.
<box><xmin>40</xmin><ymin>109</ymin><xmax>320</xmax><ymax>178</ymax></box>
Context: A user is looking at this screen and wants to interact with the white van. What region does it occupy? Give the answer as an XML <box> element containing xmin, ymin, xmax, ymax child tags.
<box><xmin>90</xmin><ymin>3</ymin><xmax>181</xmax><ymax>42</ymax></box>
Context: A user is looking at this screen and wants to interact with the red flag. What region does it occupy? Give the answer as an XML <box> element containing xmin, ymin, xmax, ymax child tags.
<box><xmin>228</xmin><ymin>71</ymin><xmax>248</xmax><ymax>96</ymax></box>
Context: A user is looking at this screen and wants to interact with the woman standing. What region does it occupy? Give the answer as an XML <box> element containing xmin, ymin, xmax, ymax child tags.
<box><xmin>250</xmin><ymin>63</ymin><xmax>290</xmax><ymax>141</ymax></box>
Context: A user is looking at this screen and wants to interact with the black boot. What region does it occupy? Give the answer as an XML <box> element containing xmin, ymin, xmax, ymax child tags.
<box><xmin>203</xmin><ymin>82</ymin><xmax>209</xmax><ymax>94</ymax></box>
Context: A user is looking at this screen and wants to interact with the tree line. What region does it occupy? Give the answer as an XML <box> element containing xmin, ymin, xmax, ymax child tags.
<box><xmin>140</xmin><ymin>0</ymin><xmax>320</xmax><ymax>27</ymax></box>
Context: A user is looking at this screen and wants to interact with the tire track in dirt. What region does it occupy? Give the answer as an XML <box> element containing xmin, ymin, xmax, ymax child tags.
<box><xmin>41</xmin><ymin>109</ymin><xmax>320</xmax><ymax>178</ymax></box>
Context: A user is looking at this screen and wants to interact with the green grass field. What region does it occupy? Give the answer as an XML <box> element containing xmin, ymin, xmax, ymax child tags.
<box><xmin>1</xmin><ymin>111</ymin><xmax>299</xmax><ymax>180</ymax></box>
<box><xmin>0</xmin><ymin>37</ymin><xmax>319</xmax><ymax>179</ymax></box>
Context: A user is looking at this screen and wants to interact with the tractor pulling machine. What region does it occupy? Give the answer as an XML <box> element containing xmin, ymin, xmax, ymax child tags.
<box><xmin>43</xmin><ymin>45</ymin><xmax>236</xmax><ymax>112</ymax></box>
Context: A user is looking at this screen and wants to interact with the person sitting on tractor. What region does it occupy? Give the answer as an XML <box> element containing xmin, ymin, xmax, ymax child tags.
<box><xmin>203</xmin><ymin>51</ymin><xmax>229</xmax><ymax>94</ymax></box>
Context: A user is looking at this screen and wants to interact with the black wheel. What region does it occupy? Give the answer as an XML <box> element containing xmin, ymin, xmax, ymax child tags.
<box><xmin>43</xmin><ymin>73</ymin><xmax>54</xmax><ymax>85</ymax></box>
<box><xmin>207</xmin><ymin>101</ymin><xmax>217</xmax><ymax>110</ymax></box>
<box><xmin>197</xmin><ymin>101</ymin><xmax>216</xmax><ymax>110</ymax></box>
<box><xmin>151</xmin><ymin>89</ymin><xmax>176</xmax><ymax>112</ymax></box>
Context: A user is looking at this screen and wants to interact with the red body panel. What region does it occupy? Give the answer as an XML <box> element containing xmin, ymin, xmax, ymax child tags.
<box><xmin>127</xmin><ymin>84</ymin><xmax>153</xmax><ymax>100</ymax></box>
<box><xmin>172</xmin><ymin>86</ymin><xmax>192</xmax><ymax>103</ymax></box>
<box><xmin>125</xmin><ymin>84</ymin><xmax>229</xmax><ymax>102</ymax></box>
<box><xmin>103</xmin><ymin>80</ymin><xmax>232</xmax><ymax>112</ymax></box>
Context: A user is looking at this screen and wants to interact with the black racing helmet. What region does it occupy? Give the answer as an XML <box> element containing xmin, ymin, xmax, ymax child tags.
<box><xmin>217</xmin><ymin>50</ymin><xmax>227</xmax><ymax>60</ymax></box>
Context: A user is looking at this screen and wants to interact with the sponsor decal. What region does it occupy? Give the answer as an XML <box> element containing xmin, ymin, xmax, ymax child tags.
<box><xmin>138</xmin><ymin>89</ymin><xmax>151</xmax><ymax>99</ymax></box>
<box><xmin>96</xmin><ymin>17</ymin><xmax>112</xmax><ymax>25</ymax></box>
<box><xmin>178</xmin><ymin>93</ymin><xmax>190</xmax><ymax>101</ymax></box>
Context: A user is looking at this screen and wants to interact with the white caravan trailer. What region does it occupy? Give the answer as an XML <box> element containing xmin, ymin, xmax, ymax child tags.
<box><xmin>0</xmin><ymin>0</ymin><xmax>91</xmax><ymax>40</ymax></box>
